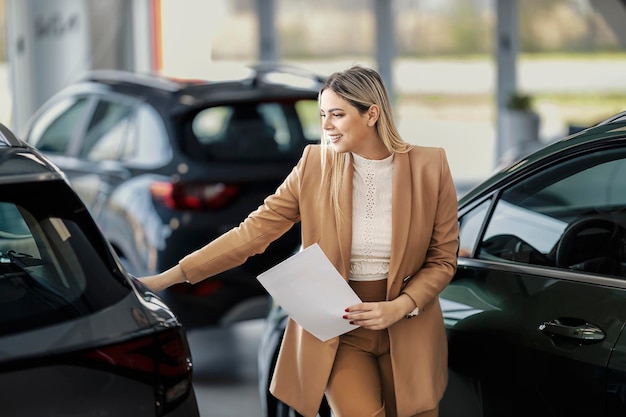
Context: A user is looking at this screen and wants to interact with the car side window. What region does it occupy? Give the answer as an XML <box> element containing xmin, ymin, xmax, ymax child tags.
<box><xmin>189</xmin><ymin>99</ymin><xmax>318</xmax><ymax>162</ymax></box>
<box><xmin>295</xmin><ymin>99</ymin><xmax>321</xmax><ymax>142</ymax></box>
<box><xmin>191</xmin><ymin>106</ymin><xmax>229</xmax><ymax>142</ymax></box>
<box><xmin>458</xmin><ymin>199</ymin><xmax>491</xmax><ymax>257</ymax></box>
<box><xmin>80</xmin><ymin>100</ymin><xmax>133</xmax><ymax>161</ymax></box>
<box><xmin>125</xmin><ymin>104</ymin><xmax>172</xmax><ymax>167</ymax></box>
<box><xmin>27</xmin><ymin>97</ymin><xmax>90</xmax><ymax>154</ymax></box>
<box><xmin>477</xmin><ymin>148</ymin><xmax>626</xmax><ymax>278</ymax></box>
<box><xmin>0</xmin><ymin>196</ymin><xmax>128</xmax><ymax>337</ymax></box>
<box><xmin>258</xmin><ymin>103</ymin><xmax>292</xmax><ymax>149</ymax></box>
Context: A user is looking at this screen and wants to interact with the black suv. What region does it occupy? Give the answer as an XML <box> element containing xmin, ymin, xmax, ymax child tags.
<box><xmin>0</xmin><ymin>123</ymin><xmax>199</xmax><ymax>416</ymax></box>
<box><xmin>21</xmin><ymin>63</ymin><xmax>324</xmax><ymax>328</ymax></box>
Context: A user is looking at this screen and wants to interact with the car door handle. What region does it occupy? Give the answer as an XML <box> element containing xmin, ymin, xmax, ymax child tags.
<box><xmin>538</xmin><ymin>318</ymin><xmax>605</xmax><ymax>341</ymax></box>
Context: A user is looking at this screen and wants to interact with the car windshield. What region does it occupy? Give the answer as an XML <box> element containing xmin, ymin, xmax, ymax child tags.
<box><xmin>183</xmin><ymin>99</ymin><xmax>320</xmax><ymax>162</ymax></box>
<box><xmin>0</xmin><ymin>180</ymin><xmax>129</xmax><ymax>337</ymax></box>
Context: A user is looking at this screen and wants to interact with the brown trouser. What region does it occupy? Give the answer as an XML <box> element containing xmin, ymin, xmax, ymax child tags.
<box><xmin>324</xmin><ymin>279</ymin><xmax>438</xmax><ymax>417</ymax></box>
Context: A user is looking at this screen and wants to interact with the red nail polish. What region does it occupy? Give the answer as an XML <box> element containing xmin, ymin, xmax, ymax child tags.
<box><xmin>345</xmin><ymin>308</ymin><xmax>349</xmax><ymax>312</ymax></box>
<box><xmin>349</xmin><ymin>321</ymin><xmax>355</xmax><ymax>325</ymax></box>
<box><xmin>342</xmin><ymin>315</ymin><xmax>348</xmax><ymax>319</ymax></box>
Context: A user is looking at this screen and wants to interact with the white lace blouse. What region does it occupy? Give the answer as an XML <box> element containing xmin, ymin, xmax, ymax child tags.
<box><xmin>349</xmin><ymin>152</ymin><xmax>394</xmax><ymax>281</ymax></box>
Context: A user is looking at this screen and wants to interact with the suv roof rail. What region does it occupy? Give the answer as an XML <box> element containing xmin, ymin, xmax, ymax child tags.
<box><xmin>0</xmin><ymin>123</ymin><xmax>24</xmax><ymax>148</ymax></box>
<box><xmin>251</xmin><ymin>62</ymin><xmax>325</xmax><ymax>81</ymax></box>
<box><xmin>80</xmin><ymin>70</ymin><xmax>184</xmax><ymax>92</ymax></box>
<box><xmin>247</xmin><ymin>62</ymin><xmax>325</xmax><ymax>89</ymax></box>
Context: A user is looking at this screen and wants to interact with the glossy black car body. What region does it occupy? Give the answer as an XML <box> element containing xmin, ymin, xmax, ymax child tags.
<box><xmin>0</xmin><ymin>124</ymin><xmax>199</xmax><ymax>416</ymax></box>
<box><xmin>20</xmin><ymin>64</ymin><xmax>323</xmax><ymax>328</ymax></box>
<box><xmin>258</xmin><ymin>111</ymin><xmax>626</xmax><ymax>417</ymax></box>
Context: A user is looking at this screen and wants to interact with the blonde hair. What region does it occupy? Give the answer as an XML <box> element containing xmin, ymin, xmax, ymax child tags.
<box><xmin>319</xmin><ymin>65</ymin><xmax>412</xmax><ymax>217</ymax></box>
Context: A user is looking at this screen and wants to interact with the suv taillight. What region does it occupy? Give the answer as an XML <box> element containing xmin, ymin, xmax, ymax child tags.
<box><xmin>81</xmin><ymin>327</ymin><xmax>193</xmax><ymax>415</ymax></box>
<box><xmin>150</xmin><ymin>181</ymin><xmax>239</xmax><ymax>210</ymax></box>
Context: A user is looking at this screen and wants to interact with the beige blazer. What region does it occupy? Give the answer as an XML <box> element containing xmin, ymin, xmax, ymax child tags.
<box><xmin>180</xmin><ymin>145</ymin><xmax>459</xmax><ymax>417</ymax></box>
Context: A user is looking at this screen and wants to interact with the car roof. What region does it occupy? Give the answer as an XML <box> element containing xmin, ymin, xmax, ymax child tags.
<box><xmin>76</xmin><ymin>63</ymin><xmax>324</xmax><ymax>105</ymax></box>
<box><xmin>0</xmin><ymin>123</ymin><xmax>64</xmax><ymax>183</ymax></box>
<box><xmin>459</xmin><ymin>111</ymin><xmax>626</xmax><ymax>205</ymax></box>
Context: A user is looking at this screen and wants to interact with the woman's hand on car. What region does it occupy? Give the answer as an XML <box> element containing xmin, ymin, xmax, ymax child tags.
<box><xmin>139</xmin><ymin>265</ymin><xmax>188</xmax><ymax>292</ymax></box>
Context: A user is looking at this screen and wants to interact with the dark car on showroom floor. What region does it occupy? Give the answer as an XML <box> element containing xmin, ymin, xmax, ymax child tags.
<box><xmin>258</xmin><ymin>110</ymin><xmax>626</xmax><ymax>417</ymax></box>
<box><xmin>20</xmin><ymin>63</ymin><xmax>323</xmax><ymax>329</ymax></box>
<box><xmin>0</xmin><ymin>123</ymin><xmax>199</xmax><ymax>416</ymax></box>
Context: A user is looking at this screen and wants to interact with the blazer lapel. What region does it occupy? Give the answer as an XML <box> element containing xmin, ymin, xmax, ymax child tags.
<box><xmin>388</xmin><ymin>152</ymin><xmax>412</xmax><ymax>295</ymax></box>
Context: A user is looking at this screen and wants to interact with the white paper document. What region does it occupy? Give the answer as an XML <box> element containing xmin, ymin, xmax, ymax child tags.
<box><xmin>257</xmin><ymin>244</ymin><xmax>361</xmax><ymax>341</ymax></box>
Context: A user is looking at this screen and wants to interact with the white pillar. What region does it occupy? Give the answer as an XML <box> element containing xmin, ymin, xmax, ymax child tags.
<box><xmin>132</xmin><ymin>0</ymin><xmax>160</xmax><ymax>73</ymax></box>
<box><xmin>258</xmin><ymin>0</ymin><xmax>278</xmax><ymax>62</ymax></box>
<box><xmin>495</xmin><ymin>0</ymin><xmax>519</xmax><ymax>166</ymax></box>
<box><xmin>375</xmin><ymin>0</ymin><xmax>395</xmax><ymax>105</ymax></box>
<box><xmin>7</xmin><ymin>0</ymin><xmax>91</xmax><ymax>132</ymax></box>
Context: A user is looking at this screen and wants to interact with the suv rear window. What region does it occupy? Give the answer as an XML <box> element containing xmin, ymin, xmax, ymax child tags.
<box><xmin>185</xmin><ymin>99</ymin><xmax>320</xmax><ymax>162</ymax></box>
<box><xmin>0</xmin><ymin>181</ymin><xmax>130</xmax><ymax>337</ymax></box>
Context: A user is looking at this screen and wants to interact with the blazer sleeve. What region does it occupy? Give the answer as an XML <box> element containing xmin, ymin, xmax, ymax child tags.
<box><xmin>401</xmin><ymin>148</ymin><xmax>459</xmax><ymax>311</ymax></box>
<box><xmin>178</xmin><ymin>146</ymin><xmax>313</xmax><ymax>284</ymax></box>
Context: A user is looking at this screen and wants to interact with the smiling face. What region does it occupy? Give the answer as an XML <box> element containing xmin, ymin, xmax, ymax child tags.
<box><xmin>319</xmin><ymin>89</ymin><xmax>388</xmax><ymax>159</ymax></box>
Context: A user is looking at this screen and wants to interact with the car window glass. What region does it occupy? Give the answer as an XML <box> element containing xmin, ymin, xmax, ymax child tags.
<box><xmin>125</xmin><ymin>104</ymin><xmax>171</xmax><ymax>167</ymax></box>
<box><xmin>295</xmin><ymin>100</ymin><xmax>321</xmax><ymax>142</ymax></box>
<box><xmin>0</xmin><ymin>184</ymin><xmax>129</xmax><ymax>337</ymax></box>
<box><xmin>258</xmin><ymin>103</ymin><xmax>291</xmax><ymax>148</ymax></box>
<box><xmin>478</xmin><ymin>147</ymin><xmax>626</xmax><ymax>278</ymax></box>
<box><xmin>188</xmin><ymin>99</ymin><xmax>318</xmax><ymax>162</ymax></box>
<box><xmin>458</xmin><ymin>199</ymin><xmax>491</xmax><ymax>257</ymax></box>
<box><xmin>27</xmin><ymin>97</ymin><xmax>89</xmax><ymax>154</ymax></box>
<box><xmin>192</xmin><ymin>106</ymin><xmax>229</xmax><ymax>144</ymax></box>
<box><xmin>80</xmin><ymin>100</ymin><xmax>133</xmax><ymax>161</ymax></box>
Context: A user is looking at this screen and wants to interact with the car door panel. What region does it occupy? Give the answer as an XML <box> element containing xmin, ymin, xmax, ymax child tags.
<box><xmin>607</xmin><ymin>329</ymin><xmax>626</xmax><ymax>415</ymax></box>
<box><xmin>442</xmin><ymin>260</ymin><xmax>626</xmax><ymax>416</ymax></box>
<box><xmin>445</xmin><ymin>144</ymin><xmax>626</xmax><ymax>416</ymax></box>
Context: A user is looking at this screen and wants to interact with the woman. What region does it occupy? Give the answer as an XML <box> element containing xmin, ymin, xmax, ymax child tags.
<box><xmin>140</xmin><ymin>65</ymin><xmax>459</xmax><ymax>417</ymax></box>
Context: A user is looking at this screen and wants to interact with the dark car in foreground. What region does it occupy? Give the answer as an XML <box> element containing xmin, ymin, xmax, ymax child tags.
<box><xmin>258</xmin><ymin>110</ymin><xmax>626</xmax><ymax>417</ymax></box>
<box><xmin>20</xmin><ymin>63</ymin><xmax>323</xmax><ymax>328</ymax></box>
<box><xmin>0</xmin><ymin>124</ymin><xmax>199</xmax><ymax>416</ymax></box>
